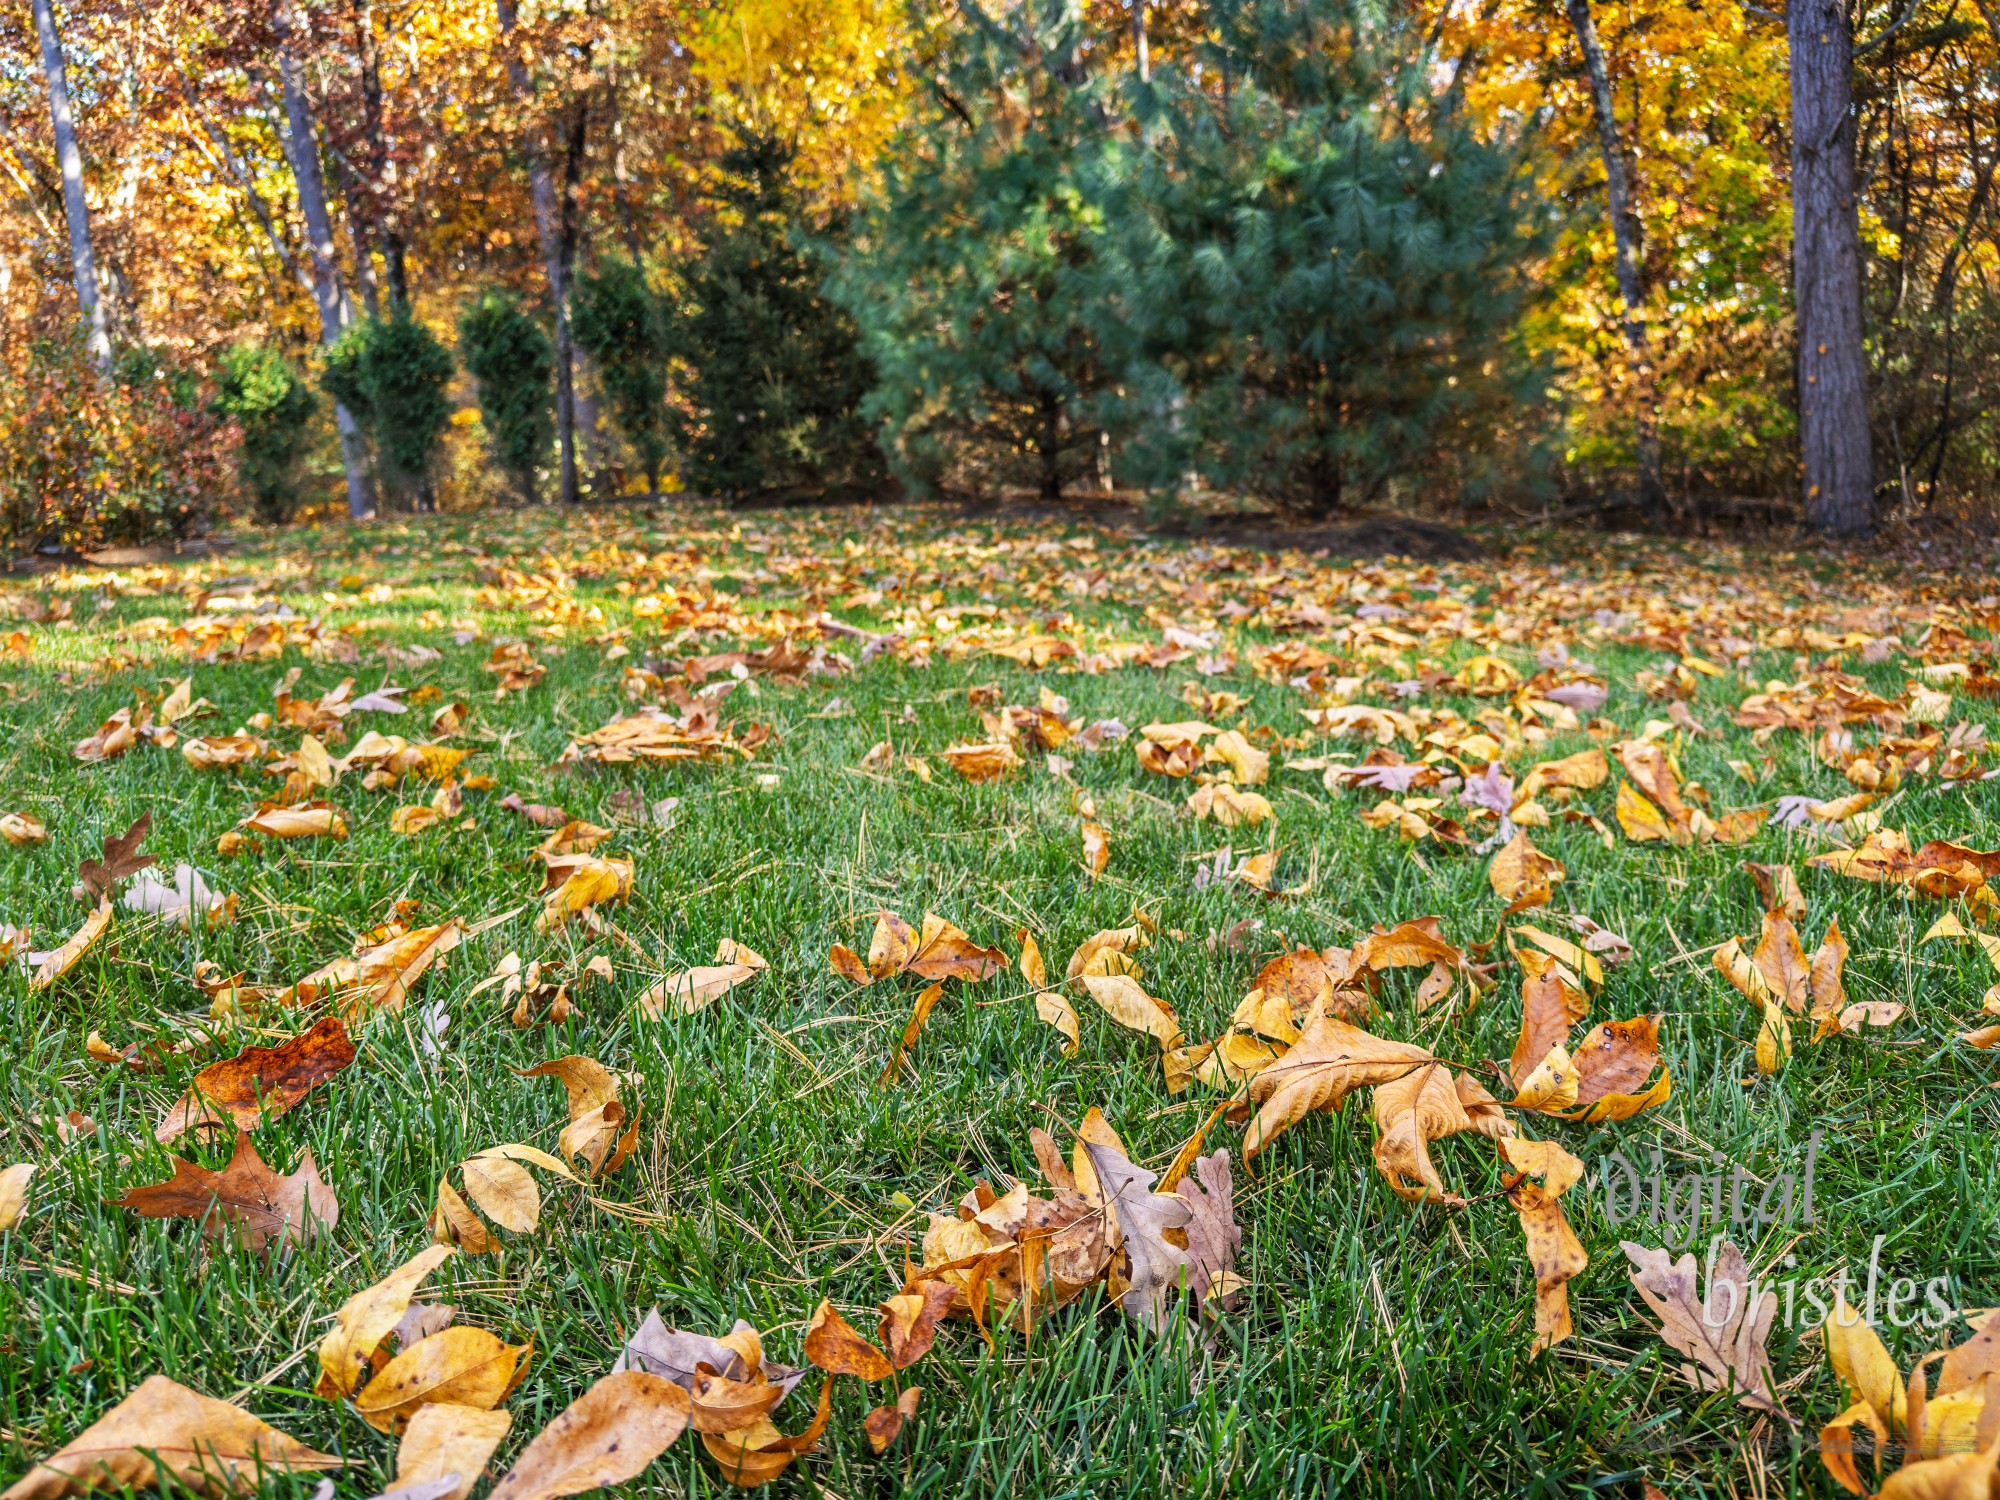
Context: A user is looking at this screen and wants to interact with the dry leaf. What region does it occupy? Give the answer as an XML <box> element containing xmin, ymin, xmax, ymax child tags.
<box><xmin>317</xmin><ymin>1245</ymin><xmax>458</xmax><ymax>1398</ymax></box>
<box><xmin>1034</xmin><ymin>991</ymin><xmax>1081</xmax><ymax>1055</ymax></box>
<box><xmin>1</xmin><ymin>812</ymin><xmax>47</xmax><ymax>845</ymax></box>
<box><xmin>1244</xmin><ymin>1013</ymin><xmax>1434</xmax><ymax>1160</ymax></box>
<box><xmin>1489</xmin><ymin>829</ymin><xmax>1564</xmax><ymax>902</ymax></box>
<box><xmin>384</xmin><ymin>1403</ymin><xmax>512</xmax><ymax>1500</ymax></box>
<box><xmin>30</xmin><ymin>901</ymin><xmax>111</xmax><ymax>992</ymax></box>
<box><xmin>1509</xmin><ymin>1178</ymin><xmax>1587</xmax><ymax>1354</ymax></box>
<box><xmin>355</xmin><ymin>1327</ymin><xmax>530</xmax><ymax>1434</ymax></box>
<box><xmin>117</xmin><ymin>1131</ymin><xmax>337</xmax><ymax>1252</ymax></box>
<box><xmin>0</xmin><ymin>1375</ymin><xmax>340</xmax><ymax>1500</ymax></box>
<box><xmin>1187</xmin><ymin>782</ymin><xmax>1275</xmax><ymax>827</ymax></box>
<box><xmin>0</xmin><ymin>1161</ymin><xmax>34</xmax><ymax>1230</ymax></box>
<box><xmin>485</xmin><ymin>1371</ymin><xmax>690</xmax><ymax>1500</ymax></box>
<box><xmin>1082</xmin><ymin>1141</ymin><xmax>1193</xmax><ymax>1334</ymax></box>
<box><xmin>1623</xmin><ymin>1239</ymin><xmax>1780</xmax><ymax>1412</ymax></box>
<box><xmin>863</xmin><ymin>1387</ymin><xmax>922</xmax><ymax>1454</ymax></box>
<box><xmin>803</xmin><ymin>1300</ymin><xmax>892</xmax><ymax>1380</ymax></box>
<box><xmin>77</xmin><ymin>814</ymin><xmax>155</xmax><ymax>899</ymax></box>
<box><xmin>157</xmin><ymin>1016</ymin><xmax>357</xmax><ymax>1143</ymax></box>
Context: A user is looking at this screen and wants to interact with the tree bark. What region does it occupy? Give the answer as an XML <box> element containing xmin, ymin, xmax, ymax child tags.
<box><xmin>496</xmin><ymin>0</ymin><xmax>579</xmax><ymax>505</ymax></box>
<box><xmin>1565</xmin><ymin>0</ymin><xmax>1665</xmax><ymax>519</ymax></box>
<box><xmin>31</xmin><ymin>0</ymin><xmax>110</xmax><ymax>367</ymax></box>
<box><xmin>1788</xmin><ymin>0</ymin><xmax>1875</xmax><ymax>534</ymax></box>
<box><xmin>1133</xmin><ymin>0</ymin><xmax>1149</xmax><ymax>82</ymax></box>
<box><xmin>273</xmin><ymin>0</ymin><xmax>376</xmax><ymax>521</ymax></box>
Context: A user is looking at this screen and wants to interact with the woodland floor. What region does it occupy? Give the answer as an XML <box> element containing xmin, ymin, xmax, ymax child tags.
<box><xmin>3</xmin><ymin>500</ymin><xmax>1999</xmax><ymax>1499</ymax></box>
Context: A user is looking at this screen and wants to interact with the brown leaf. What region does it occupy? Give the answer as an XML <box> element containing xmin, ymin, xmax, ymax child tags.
<box><xmin>828</xmin><ymin>942</ymin><xmax>871</xmax><ymax>986</ymax></box>
<box><xmin>1174</xmin><ymin>1150</ymin><xmax>1243</xmax><ymax>1314</ymax></box>
<box><xmin>117</xmin><ymin>1131</ymin><xmax>337</xmax><ymax>1252</ymax></box>
<box><xmin>880</xmin><ymin>982</ymin><xmax>946</xmax><ymax>1084</ymax></box>
<box><xmin>485</xmin><ymin>1370</ymin><xmax>690</xmax><ymax>1500</ymax></box>
<box><xmin>1808</xmin><ymin>916</ymin><xmax>1852</xmax><ymax>1040</ymax></box>
<box><xmin>906</xmin><ymin>912</ymin><xmax>1006</xmax><ymax>982</ymax></box>
<box><xmin>1751</xmin><ymin>912</ymin><xmax>1813</xmax><ymax>1014</ymax></box>
<box><xmin>863</xmin><ymin>1387</ymin><xmax>922</xmax><ymax>1455</ymax></box>
<box><xmin>317</xmin><ymin>1246</ymin><xmax>458</xmax><ymax>1398</ymax></box>
<box><xmin>1509</xmin><ymin>1180</ymin><xmax>1588</xmax><ymax>1354</ymax></box>
<box><xmin>77</xmin><ymin>814</ymin><xmax>156</xmax><ymax>900</ymax></box>
<box><xmin>0</xmin><ymin>1374</ymin><xmax>340</xmax><ymax>1500</ymax></box>
<box><xmin>1243</xmin><ymin>1013</ymin><xmax>1434</xmax><ymax>1160</ymax></box>
<box><xmin>1509</xmin><ymin>948</ymin><xmax>1590</xmax><ymax>1090</ymax></box>
<box><xmin>1623</xmin><ymin>1239</ymin><xmax>1780</xmax><ymax>1412</ymax></box>
<box><xmin>354</xmin><ymin>1327</ymin><xmax>530</xmax><ymax>1434</ymax></box>
<box><xmin>1488</xmin><ymin>829</ymin><xmax>1564</xmax><ymax>903</ymax></box>
<box><xmin>1082</xmin><ymin>1140</ymin><xmax>1193</xmax><ymax>1333</ymax></box>
<box><xmin>157</xmin><ymin>1016</ymin><xmax>357</xmax><ymax>1143</ymax></box>
<box><xmin>878</xmin><ymin>1281</ymin><xmax>957</xmax><ymax>1370</ymax></box>
<box><xmin>513</xmin><ymin>1056</ymin><xmax>635</xmax><ymax>1177</ymax></box>
<box><xmin>1560</xmin><ymin>1015</ymin><xmax>1671</xmax><ymax>1122</ymax></box>
<box><xmin>1371</xmin><ymin>1063</ymin><xmax>1511</xmax><ymax>1205</ymax></box>
<box><xmin>1033</xmin><ymin>990</ymin><xmax>1081</xmax><ymax>1055</ymax></box>
<box><xmin>803</xmin><ymin>1299</ymin><xmax>892</xmax><ymax>1380</ymax></box>
<box><xmin>1079</xmin><ymin>972</ymin><xmax>1184</xmax><ymax>1050</ymax></box>
<box><xmin>383</xmin><ymin>1403</ymin><xmax>512</xmax><ymax>1500</ymax></box>
<box><xmin>1745</xmin><ymin>860</ymin><xmax>1808</xmax><ymax>921</ymax></box>
<box><xmin>700</xmin><ymin>1376</ymin><xmax>832</xmax><ymax>1487</ymax></box>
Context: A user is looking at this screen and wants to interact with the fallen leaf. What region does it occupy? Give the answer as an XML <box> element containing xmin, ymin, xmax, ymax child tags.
<box><xmin>1488</xmin><ymin>829</ymin><xmax>1564</xmax><ymax>902</ymax></box>
<box><xmin>878</xmin><ymin>1281</ymin><xmax>957</xmax><ymax>1370</ymax></box>
<box><xmin>239</xmin><ymin>802</ymin><xmax>349</xmax><ymax>840</ymax></box>
<box><xmin>863</xmin><ymin>1387</ymin><xmax>921</xmax><ymax>1454</ymax></box>
<box><xmin>317</xmin><ymin>1245</ymin><xmax>458</xmax><ymax>1398</ymax></box>
<box><xmin>1560</xmin><ymin>1015</ymin><xmax>1671</xmax><ymax>1121</ymax></box>
<box><xmin>803</xmin><ymin>1300</ymin><xmax>892</xmax><ymax>1380</ymax></box>
<box><xmin>1509</xmin><ymin>1177</ymin><xmax>1587</xmax><ymax>1354</ymax></box>
<box><xmin>1078</xmin><ymin>972</ymin><xmax>1184</xmax><ymax>1050</ymax></box>
<box><xmin>381</xmin><ymin>1402</ymin><xmax>512</xmax><ymax>1500</ymax></box>
<box><xmin>1</xmin><ymin>812</ymin><xmax>46</xmax><ymax>845</ymax></box>
<box><xmin>940</xmin><ymin>741</ymin><xmax>1023</xmax><ymax>781</ymax></box>
<box><xmin>1034</xmin><ymin>991</ymin><xmax>1081</xmax><ymax>1055</ymax></box>
<box><xmin>1623</xmin><ymin>1239</ymin><xmax>1780</xmax><ymax>1412</ymax></box>
<box><xmin>355</xmin><ymin>1327</ymin><xmax>530</xmax><ymax>1434</ymax></box>
<box><xmin>1243</xmin><ymin>1013</ymin><xmax>1434</xmax><ymax>1160</ymax></box>
<box><xmin>76</xmin><ymin>813</ymin><xmax>156</xmax><ymax>898</ymax></box>
<box><xmin>117</xmin><ymin>1132</ymin><xmax>337</xmax><ymax>1252</ymax></box>
<box><xmin>700</xmin><ymin>1376</ymin><xmax>832</xmax><ymax>1487</ymax></box>
<box><xmin>1083</xmin><ymin>1140</ymin><xmax>1193</xmax><ymax>1333</ymax></box>
<box><xmin>1187</xmin><ymin>782</ymin><xmax>1275</xmax><ymax>827</ymax></box>
<box><xmin>0</xmin><ymin>1375</ymin><xmax>340</xmax><ymax>1500</ymax></box>
<box><xmin>880</xmin><ymin>982</ymin><xmax>946</xmax><ymax>1083</ymax></box>
<box><xmin>0</xmin><ymin>1161</ymin><xmax>33</xmax><ymax>1230</ymax></box>
<box><xmin>29</xmin><ymin>901</ymin><xmax>111</xmax><ymax>992</ymax></box>
<box><xmin>1174</xmin><ymin>1150</ymin><xmax>1243</xmax><ymax>1314</ymax></box>
<box><xmin>157</xmin><ymin>1016</ymin><xmax>357</xmax><ymax>1142</ymax></box>
<box><xmin>485</xmin><ymin>1371</ymin><xmax>689</xmax><ymax>1500</ymax></box>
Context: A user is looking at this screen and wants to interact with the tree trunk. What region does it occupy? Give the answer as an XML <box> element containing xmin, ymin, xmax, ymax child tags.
<box><xmin>496</xmin><ymin>0</ymin><xmax>579</xmax><ymax>506</ymax></box>
<box><xmin>1037</xmin><ymin>392</ymin><xmax>1063</xmax><ymax>501</ymax></box>
<box><xmin>1788</xmin><ymin>0</ymin><xmax>1875</xmax><ymax>535</ymax></box>
<box><xmin>273</xmin><ymin>0</ymin><xmax>376</xmax><ymax>521</ymax></box>
<box><xmin>1133</xmin><ymin>0</ymin><xmax>1149</xmax><ymax>82</ymax></box>
<box><xmin>1565</xmin><ymin>0</ymin><xmax>1665</xmax><ymax>519</ymax></box>
<box><xmin>352</xmin><ymin>0</ymin><xmax>410</xmax><ymax>308</ymax></box>
<box><xmin>31</xmin><ymin>0</ymin><xmax>110</xmax><ymax>367</ymax></box>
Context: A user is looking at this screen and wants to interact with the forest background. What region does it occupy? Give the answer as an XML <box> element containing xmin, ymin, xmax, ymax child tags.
<box><xmin>0</xmin><ymin>0</ymin><xmax>1995</xmax><ymax>548</ymax></box>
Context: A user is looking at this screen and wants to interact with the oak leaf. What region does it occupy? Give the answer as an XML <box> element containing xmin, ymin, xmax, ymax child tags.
<box><xmin>77</xmin><ymin>814</ymin><xmax>156</xmax><ymax>899</ymax></box>
<box><xmin>117</xmin><ymin>1131</ymin><xmax>336</xmax><ymax>1252</ymax></box>
<box><xmin>1083</xmin><ymin>1141</ymin><xmax>1193</xmax><ymax>1334</ymax></box>
<box><xmin>1622</xmin><ymin>1239</ymin><xmax>1780</xmax><ymax>1413</ymax></box>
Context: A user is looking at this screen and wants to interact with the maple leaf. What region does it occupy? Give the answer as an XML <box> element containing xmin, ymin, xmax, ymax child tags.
<box><xmin>117</xmin><ymin>1131</ymin><xmax>337</xmax><ymax>1252</ymax></box>
<box><xmin>0</xmin><ymin>1375</ymin><xmax>340</xmax><ymax>1500</ymax></box>
<box><xmin>77</xmin><ymin>813</ymin><xmax>155</xmax><ymax>899</ymax></box>
<box><xmin>1622</xmin><ymin>1239</ymin><xmax>1780</xmax><ymax>1413</ymax></box>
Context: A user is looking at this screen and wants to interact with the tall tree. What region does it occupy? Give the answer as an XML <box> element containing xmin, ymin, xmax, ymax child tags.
<box><xmin>1563</xmin><ymin>0</ymin><xmax>1664</xmax><ymax>518</ymax></box>
<box><xmin>494</xmin><ymin>0</ymin><xmax>581</xmax><ymax>506</ymax></box>
<box><xmin>271</xmin><ymin>0</ymin><xmax>377</xmax><ymax>520</ymax></box>
<box><xmin>30</xmin><ymin>0</ymin><xmax>110</xmax><ymax>366</ymax></box>
<box><xmin>1789</xmin><ymin>0</ymin><xmax>1875</xmax><ymax>534</ymax></box>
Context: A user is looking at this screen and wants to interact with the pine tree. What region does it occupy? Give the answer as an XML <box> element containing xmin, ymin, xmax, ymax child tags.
<box><xmin>1094</xmin><ymin>0</ymin><xmax>1550</xmax><ymax>517</ymax></box>
<box><xmin>572</xmin><ymin>259</ymin><xmax>669</xmax><ymax>496</ymax></box>
<box><xmin>458</xmin><ymin>291</ymin><xmax>554</xmax><ymax>504</ymax></box>
<box><xmin>323</xmin><ymin>312</ymin><xmax>455</xmax><ymax>511</ymax></box>
<box><xmin>673</xmin><ymin>131</ymin><xmax>881</xmax><ymax>500</ymax></box>
<box><xmin>210</xmin><ymin>343</ymin><xmax>318</xmax><ymax>523</ymax></box>
<box><xmin>828</xmin><ymin>0</ymin><xmax>1112</xmax><ymax>500</ymax></box>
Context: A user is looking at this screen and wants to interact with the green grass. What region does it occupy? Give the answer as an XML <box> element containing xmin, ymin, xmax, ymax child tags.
<box><xmin>2</xmin><ymin>501</ymin><xmax>1998</xmax><ymax>1498</ymax></box>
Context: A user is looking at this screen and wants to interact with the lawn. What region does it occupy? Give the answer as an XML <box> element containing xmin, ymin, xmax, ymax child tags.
<box><xmin>2</xmin><ymin>501</ymin><xmax>1998</xmax><ymax>1500</ymax></box>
